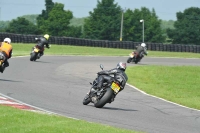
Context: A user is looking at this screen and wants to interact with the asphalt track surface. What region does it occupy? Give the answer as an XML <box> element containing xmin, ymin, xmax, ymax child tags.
<box><xmin>0</xmin><ymin>56</ymin><xmax>200</xmax><ymax>133</ymax></box>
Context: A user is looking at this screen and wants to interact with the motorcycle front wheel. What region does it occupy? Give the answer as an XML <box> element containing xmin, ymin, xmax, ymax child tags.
<box><xmin>127</xmin><ymin>57</ymin><xmax>132</xmax><ymax>63</ymax></box>
<box><xmin>30</xmin><ymin>52</ymin><xmax>37</xmax><ymax>61</ymax></box>
<box><xmin>83</xmin><ymin>94</ymin><xmax>91</xmax><ymax>105</ymax></box>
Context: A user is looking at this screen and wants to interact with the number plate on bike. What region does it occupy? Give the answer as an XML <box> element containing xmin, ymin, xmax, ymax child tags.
<box><xmin>129</xmin><ymin>53</ymin><xmax>134</xmax><ymax>58</ymax></box>
<box><xmin>34</xmin><ymin>48</ymin><xmax>39</xmax><ymax>52</ymax></box>
<box><xmin>111</xmin><ymin>82</ymin><xmax>120</xmax><ymax>93</ymax></box>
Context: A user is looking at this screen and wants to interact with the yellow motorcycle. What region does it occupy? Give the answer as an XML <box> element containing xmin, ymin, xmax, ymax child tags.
<box><xmin>30</xmin><ymin>46</ymin><xmax>42</xmax><ymax>61</ymax></box>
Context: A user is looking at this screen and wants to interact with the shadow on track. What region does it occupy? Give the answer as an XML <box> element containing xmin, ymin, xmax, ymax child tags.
<box><xmin>86</xmin><ymin>105</ymin><xmax>138</xmax><ymax>112</ymax></box>
<box><xmin>34</xmin><ymin>60</ymin><xmax>51</xmax><ymax>63</ymax></box>
<box><xmin>102</xmin><ymin>106</ymin><xmax>138</xmax><ymax>112</ymax></box>
<box><xmin>128</xmin><ymin>63</ymin><xmax>148</xmax><ymax>65</ymax></box>
<box><xmin>0</xmin><ymin>79</ymin><xmax>22</xmax><ymax>82</ymax></box>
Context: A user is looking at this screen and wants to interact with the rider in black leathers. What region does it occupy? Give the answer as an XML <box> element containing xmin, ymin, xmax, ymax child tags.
<box><xmin>33</xmin><ymin>34</ymin><xmax>50</xmax><ymax>57</ymax></box>
<box><xmin>135</xmin><ymin>43</ymin><xmax>148</xmax><ymax>58</ymax></box>
<box><xmin>91</xmin><ymin>62</ymin><xmax>128</xmax><ymax>102</ymax></box>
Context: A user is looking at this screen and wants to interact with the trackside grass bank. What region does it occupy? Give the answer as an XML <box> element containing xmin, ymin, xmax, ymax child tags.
<box><xmin>0</xmin><ymin>106</ymin><xmax>140</xmax><ymax>133</ymax></box>
<box><xmin>12</xmin><ymin>43</ymin><xmax>200</xmax><ymax>58</ymax></box>
<box><xmin>126</xmin><ymin>65</ymin><xmax>200</xmax><ymax>110</ymax></box>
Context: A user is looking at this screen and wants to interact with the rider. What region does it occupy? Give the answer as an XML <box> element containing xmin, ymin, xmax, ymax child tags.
<box><xmin>0</xmin><ymin>38</ymin><xmax>13</xmax><ymax>69</ymax></box>
<box><xmin>134</xmin><ymin>43</ymin><xmax>148</xmax><ymax>58</ymax></box>
<box><xmin>33</xmin><ymin>34</ymin><xmax>50</xmax><ymax>57</ymax></box>
<box><xmin>90</xmin><ymin>62</ymin><xmax>128</xmax><ymax>102</ymax></box>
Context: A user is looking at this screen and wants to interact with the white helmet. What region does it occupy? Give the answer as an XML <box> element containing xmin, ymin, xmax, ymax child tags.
<box><xmin>4</xmin><ymin>38</ymin><xmax>11</xmax><ymax>44</ymax></box>
<box><xmin>141</xmin><ymin>43</ymin><xmax>146</xmax><ymax>47</ymax></box>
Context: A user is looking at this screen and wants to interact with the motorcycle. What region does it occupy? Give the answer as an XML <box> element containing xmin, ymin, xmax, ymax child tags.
<box><xmin>30</xmin><ymin>46</ymin><xmax>42</xmax><ymax>61</ymax></box>
<box><xmin>0</xmin><ymin>52</ymin><xmax>6</xmax><ymax>73</ymax></box>
<box><xmin>83</xmin><ymin>64</ymin><xmax>122</xmax><ymax>108</ymax></box>
<box><xmin>127</xmin><ymin>51</ymin><xmax>145</xmax><ymax>64</ymax></box>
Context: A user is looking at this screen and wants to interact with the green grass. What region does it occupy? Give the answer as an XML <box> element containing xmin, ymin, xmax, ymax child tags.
<box><xmin>1</xmin><ymin>43</ymin><xmax>199</xmax><ymax>133</ymax></box>
<box><xmin>126</xmin><ymin>65</ymin><xmax>200</xmax><ymax>110</ymax></box>
<box><xmin>12</xmin><ymin>43</ymin><xmax>200</xmax><ymax>58</ymax></box>
<box><xmin>0</xmin><ymin>106</ymin><xmax>140</xmax><ymax>133</ymax></box>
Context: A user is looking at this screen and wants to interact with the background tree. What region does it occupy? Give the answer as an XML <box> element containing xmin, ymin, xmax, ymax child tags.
<box><xmin>123</xmin><ymin>7</ymin><xmax>165</xmax><ymax>43</ymax></box>
<box><xmin>167</xmin><ymin>7</ymin><xmax>200</xmax><ymax>45</ymax></box>
<box><xmin>43</xmin><ymin>3</ymin><xmax>73</xmax><ymax>36</ymax></box>
<box><xmin>161</xmin><ymin>20</ymin><xmax>175</xmax><ymax>43</ymax></box>
<box><xmin>66</xmin><ymin>26</ymin><xmax>82</xmax><ymax>38</ymax></box>
<box><xmin>0</xmin><ymin>21</ymin><xmax>10</xmax><ymax>32</ymax></box>
<box><xmin>21</xmin><ymin>14</ymin><xmax>38</xmax><ymax>25</ymax></box>
<box><xmin>123</xmin><ymin>9</ymin><xmax>140</xmax><ymax>41</ymax></box>
<box><xmin>69</xmin><ymin>17</ymin><xmax>86</xmax><ymax>27</ymax></box>
<box><xmin>37</xmin><ymin>0</ymin><xmax>54</xmax><ymax>33</ymax></box>
<box><xmin>5</xmin><ymin>17</ymin><xmax>39</xmax><ymax>34</ymax></box>
<box><xmin>161</xmin><ymin>20</ymin><xmax>175</xmax><ymax>30</ymax></box>
<box><xmin>83</xmin><ymin>0</ymin><xmax>122</xmax><ymax>40</ymax></box>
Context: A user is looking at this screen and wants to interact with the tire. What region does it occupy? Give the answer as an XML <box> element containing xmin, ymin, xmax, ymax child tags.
<box><xmin>83</xmin><ymin>95</ymin><xmax>91</xmax><ymax>105</ymax></box>
<box><xmin>94</xmin><ymin>88</ymin><xmax>113</xmax><ymax>108</ymax></box>
<box><xmin>135</xmin><ymin>57</ymin><xmax>142</xmax><ymax>64</ymax></box>
<box><xmin>30</xmin><ymin>52</ymin><xmax>37</xmax><ymax>61</ymax></box>
<box><xmin>0</xmin><ymin>65</ymin><xmax>3</xmax><ymax>73</ymax></box>
<box><xmin>127</xmin><ymin>57</ymin><xmax>132</xmax><ymax>63</ymax></box>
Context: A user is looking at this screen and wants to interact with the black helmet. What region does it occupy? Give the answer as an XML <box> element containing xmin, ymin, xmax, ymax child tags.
<box><xmin>116</xmin><ymin>62</ymin><xmax>126</xmax><ymax>71</ymax></box>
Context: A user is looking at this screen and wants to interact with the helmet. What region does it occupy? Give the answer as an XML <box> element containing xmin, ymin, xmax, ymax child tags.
<box><xmin>116</xmin><ymin>62</ymin><xmax>127</xmax><ymax>71</ymax></box>
<box><xmin>141</xmin><ymin>43</ymin><xmax>146</xmax><ymax>47</ymax></box>
<box><xmin>4</xmin><ymin>38</ymin><xmax>11</xmax><ymax>44</ymax></box>
<box><xmin>44</xmin><ymin>34</ymin><xmax>50</xmax><ymax>40</ymax></box>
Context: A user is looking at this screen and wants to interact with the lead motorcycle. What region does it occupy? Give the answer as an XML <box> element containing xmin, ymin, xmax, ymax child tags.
<box><xmin>127</xmin><ymin>48</ymin><xmax>148</xmax><ymax>64</ymax></box>
<box><xmin>0</xmin><ymin>52</ymin><xmax>6</xmax><ymax>73</ymax></box>
<box><xmin>30</xmin><ymin>46</ymin><xmax>42</xmax><ymax>61</ymax></box>
<box><xmin>127</xmin><ymin>50</ymin><xmax>147</xmax><ymax>64</ymax></box>
<box><xmin>83</xmin><ymin>64</ymin><xmax>123</xmax><ymax>108</ymax></box>
<box><xmin>30</xmin><ymin>45</ymin><xmax>50</xmax><ymax>61</ymax></box>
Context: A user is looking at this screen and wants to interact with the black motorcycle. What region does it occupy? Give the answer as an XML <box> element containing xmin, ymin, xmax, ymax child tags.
<box><xmin>83</xmin><ymin>64</ymin><xmax>123</xmax><ymax>108</ymax></box>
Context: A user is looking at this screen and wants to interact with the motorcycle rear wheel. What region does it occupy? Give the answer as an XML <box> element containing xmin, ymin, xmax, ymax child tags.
<box><xmin>94</xmin><ymin>88</ymin><xmax>113</xmax><ymax>108</ymax></box>
<box><xmin>127</xmin><ymin>57</ymin><xmax>132</xmax><ymax>63</ymax></box>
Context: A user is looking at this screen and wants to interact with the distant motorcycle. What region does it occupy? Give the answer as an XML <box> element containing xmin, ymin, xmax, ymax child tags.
<box><xmin>30</xmin><ymin>46</ymin><xmax>42</xmax><ymax>61</ymax></box>
<box><xmin>127</xmin><ymin>51</ymin><xmax>144</xmax><ymax>64</ymax></box>
<box><xmin>30</xmin><ymin>45</ymin><xmax>51</xmax><ymax>61</ymax></box>
<box><xmin>0</xmin><ymin>52</ymin><xmax>6</xmax><ymax>73</ymax></box>
<box><xmin>83</xmin><ymin>64</ymin><xmax>123</xmax><ymax>108</ymax></box>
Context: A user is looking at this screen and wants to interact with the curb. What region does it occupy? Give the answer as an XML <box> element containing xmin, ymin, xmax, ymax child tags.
<box><xmin>0</xmin><ymin>95</ymin><xmax>36</xmax><ymax>111</ymax></box>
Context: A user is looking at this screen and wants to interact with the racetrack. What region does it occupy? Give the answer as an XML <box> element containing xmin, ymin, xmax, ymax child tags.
<box><xmin>0</xmin><ymin>56</ymin><xmax>200</xmax><ymax>133</ymax></box>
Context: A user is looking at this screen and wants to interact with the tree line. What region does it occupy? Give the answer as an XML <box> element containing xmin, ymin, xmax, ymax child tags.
<box><xmin>0</xmin><ymin>0</ymin><xmax>199</xmax><ymax>45</ymax></box>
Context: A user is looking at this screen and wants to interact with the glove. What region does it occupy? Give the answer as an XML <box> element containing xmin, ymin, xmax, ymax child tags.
<box><xmin>46</xmin><ymin>45</ymin><xmax>50</xmax><ymax>49</ymax></box>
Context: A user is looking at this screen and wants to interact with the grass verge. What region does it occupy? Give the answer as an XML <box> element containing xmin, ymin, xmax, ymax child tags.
<box><xmin>0</xmin><ymin>106</ymin><xmax>140</xmax><ymax>133</ymax></box>
<box><xmin>126</xmin><ymin>65</ymin><xmax>200</xmax><ymax>110</ymax></box>
<box><xmin>12</xmin><ymin>43</ymin><xmax>200</xmax><ymax>58</ymax></box>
